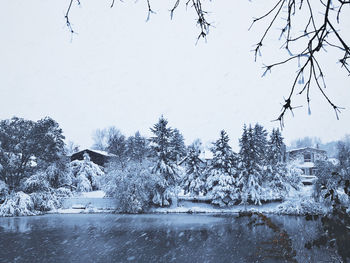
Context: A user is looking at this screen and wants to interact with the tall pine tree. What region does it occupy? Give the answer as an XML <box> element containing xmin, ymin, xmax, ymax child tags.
<box><xmin>264</xmin><ymin>128</ymin><xmax>290</xmax><ymax>200</ymax></box>
<box><xmin>182</xmin><ymin>139</ymin><xmax>205</xmax><ymax>196</ymax></box>
<box><xmin>170</xmin><ymin>128</ymin><xmax>186</xmax><ymax>163</ymax></box>
<box><xmin>206</xmin><ymin>130</ymin><xmax>239</xmax><ymax>207</ymax></box>
<box><xmin>238</xmin><ymin>124</ymin><xmax>267</xmax><ymax>205</ymax></box>
<box><xmin>149</xmin><ymin>116</ymin><xmax>178</xmax><ymax>206</ymax></box>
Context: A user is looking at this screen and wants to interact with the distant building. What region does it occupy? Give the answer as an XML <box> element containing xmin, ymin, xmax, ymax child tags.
<box><xmin>70</xmin><ymin>149</ymin><xmax>115</xmax><ymax>167</ymax></box>
<box><xmin>286</xmin><ymin>147</ymin><xmax>327</xmax><ymax>185</ymax></box>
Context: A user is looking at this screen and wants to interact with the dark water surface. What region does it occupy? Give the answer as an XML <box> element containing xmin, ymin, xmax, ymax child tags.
<box><xmin>0</xmin><ymin>213</ymin><xmax>339</xmax><ymax>263</ymax></box>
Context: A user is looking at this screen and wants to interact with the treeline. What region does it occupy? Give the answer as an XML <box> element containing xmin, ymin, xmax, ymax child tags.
<box><xmin>0</xmin><ymin>115</ymin><xmax>302</xmax><ymax>215</ymax></box>
<box><xmin>1</xmin><ymin>115</ymin><xmax>349</xmax><ymax>216</ymax></box>
<box><xmin>94</xmin><ymin>117</ymin><xmax>302</xmax><ymax>211</ymax></box>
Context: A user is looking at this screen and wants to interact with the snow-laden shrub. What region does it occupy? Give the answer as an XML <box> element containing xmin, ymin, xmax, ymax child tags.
<box><xmin>70</xmin><ymin>153</ymin><xmax>104</xmax><ymax>192</ymax></box>
<box><xmin>55</xmin><ymin>187</ymin><xmax>72</xmax><ymax>197</ymax></box>
<box><xmin>22</xmin><ymin>172</ymin><xmax>50</xmax><ymax>193</ymax></box>
<box><xmin>285</xmin><ymin>163</ymin><xmax>303</xmax><ymax>191</ymax></box>
<box><xmin>45</xmin><ymin>162</ymin><xmax>72</xmax><ymax>188</ymax></box>
<box><xmin>103</xmin><ymin>161</ymin><xmax>157</xmax><ymax>213</ymax></box>
<box><xmin>259</xmin><ymin>163</ymin><xmax>303</xmax><ymax>202</ymax></box>
<box><xmin>0</xmin><ymin>191</ymin><xmax>38</xmax><ymax>217</ymax></box>
<box><xmin>207</xmin><ymin>170</ymin><xmax>239</xmax><ymax>207</ymax></box>
<box><xmin>76</xmin><ymin>173</ymin><xmax>93</xmax><ymax>192</ymax></box>
<box><xmin>30</xmin><ymin>191</ymin><xmax>60</xmax><ymax>212</ymax></box>
<box><xmin>277</xmin><ymin>199</ymin><xmax>327</xmax><ymax>215</ymax></box>
<box><xmin>0</xmin><ymin>180</ymin><xmax>9</xmax><ymax>203</ymax></box>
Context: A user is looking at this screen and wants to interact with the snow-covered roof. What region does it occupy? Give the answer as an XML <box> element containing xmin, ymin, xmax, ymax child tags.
<box><xmin>71</xmin><ymin>149</ymin><xmax>116</xmax><ymax>157</ymax></box>
<box><xmin>287</xmin><ymin>147</ymin><xmax>326</xmax><ymax>153</ymax></box>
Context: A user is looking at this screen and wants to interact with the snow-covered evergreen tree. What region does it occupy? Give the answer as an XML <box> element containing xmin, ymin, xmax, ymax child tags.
<box><xmin>170</xmin><ymin>128</ymin><xmax>186</xmax><ymax>163</ymax></box>
<box><xmin>206</xmin><ymin>130</ymin><xmax>239</xmax><ymax>207</ymax></box>
<box><xmin>267</xmin><ymin>128</ymin><xmax>286</xmax><ymax>164</ymax></box>
<box><xmin>126</xmin><ymin>131</ymin><xmax>149</xmax><ymax>163</ymax></box>
<box><xmin>238</xmin><ymin>124</ymin><xmax>267</xmax><ymax>205</ymax></box>
<box><xmin>149</xmin><ymin>116</ymin><xmax>178</xmax><ymax>206</ymax></box>
<box><xmin>182</xmin><ymin>139</ymin><xmax>205</xmax><ymax>196</ymax></box>
<box><xmin>262</xmin><ymin>128</ymin><xmax>288</xmax><ymax>200</ymax></box>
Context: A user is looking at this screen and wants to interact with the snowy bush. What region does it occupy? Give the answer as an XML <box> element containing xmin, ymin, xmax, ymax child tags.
<box><xmin>285</xmin><ymin>162</ymin><xmax>303</xmax><ymax>190</ymax></box>
<box><xmin>22</xmin><ymin>172</ymin><xmax>50</xmax><ymax>193</ymax></box>
<box><xmin>55</xmin><ymin>187</ymin><xmax>73</xmax><ymax>197</ymax></box>
<box><xmin>277</xmin><ymin>199</ymin><xmax>327</xmax><ymax>215</ymax></box>
<box><xmin>0</xmin><ymin>191</ymin><xmax>38</xmax><ymax>217</ymax></box>
<box><xmin>103</xmin><ymin>161</ymin><xmax>157</xmax><ymax>213</ymax></box>
<box><xmin>45</xmin><ymin>162</ymin><xmax>72</xmax><ymax>188</ymax></box>
<box><xmin>69</xmin><ymin>152</ymin><xmax>104</xmax><ymax>192</ymax></box>
<box><xmin>30</xmin><ymin>191</ymin><xmax>60</xmax><ymax>212</ymax></box>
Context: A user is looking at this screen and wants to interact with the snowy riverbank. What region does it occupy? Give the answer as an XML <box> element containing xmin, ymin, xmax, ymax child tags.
<box><xmin>52</xmin><ymin>187</ymin><xmax>329</xmax><ymax>216</ymax></box>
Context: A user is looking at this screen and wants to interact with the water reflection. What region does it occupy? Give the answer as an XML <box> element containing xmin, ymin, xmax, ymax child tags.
<box><xmin>0</xmin><ymin>214</ymin><xmax>340</xmax><ymax>262</ymax></box>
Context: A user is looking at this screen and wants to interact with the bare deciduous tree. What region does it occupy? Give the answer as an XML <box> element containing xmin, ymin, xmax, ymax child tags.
<box><xmin>250</xmin><ymin>0</ymin><xmax>349</xmax><ymax>125</ymax></box>
<box><xmin>64</xmin><ymin>0</ymin><xmax>349</xmax><ymax>125</ymax></box>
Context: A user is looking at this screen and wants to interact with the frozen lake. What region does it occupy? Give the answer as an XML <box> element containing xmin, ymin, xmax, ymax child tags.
<box><xmin>0</xmin><ymin>213</ymin><xmax>340</xmax><ymax>262</ymax></box>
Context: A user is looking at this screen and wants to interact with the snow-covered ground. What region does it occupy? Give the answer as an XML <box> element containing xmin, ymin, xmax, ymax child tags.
<box><xmin>54</xmin><ymin>187</ymin><xmax>328</xmax><ymax>216</ymax></box>
<box><xmin>151</xmin><ymin>185</ymin><xmax>328</xmax><ymax>215</ymax></box>
<box><xmin>76</xmin><ymin>190</ymin><xmax>106</xmax><ymax>198</ymax></box>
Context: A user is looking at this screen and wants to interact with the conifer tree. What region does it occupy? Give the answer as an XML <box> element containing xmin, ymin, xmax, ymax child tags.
<box><xmin>170</xmin><ymin>128</ymin><xmax>186</xmax><ymax>163</ymax></box>
<box><xmin>149</xmin><ymin>116</ymin><xmax>178</xmax><ymax>206</ymax></box>
<box><xmin>182</xmin><ymin>139</ymin><xmax>205</xmax><ymax>196</ymax></box>
<box><xmin>264</xmin><ymin>128</ymin><xmax>290</xmax><ymax>200</ymax></box>
<box><xmin>267</xmin><ymin>128</ymin><xmax>286</xmax><ymax>165</ymax></box>
<box><xmin>206</xmin><ymin>130</ymin><xmax>239</xmax><ymax>207</ymax></box>
<box><xmin>127</xmin><ymin>131</ymin><xmax>149</xmax><ymax>163</ymax></box>
<box><xmin>238</xmin><ymin>124</ymin><xmax>268</xmax><ymax>205</ymax></box>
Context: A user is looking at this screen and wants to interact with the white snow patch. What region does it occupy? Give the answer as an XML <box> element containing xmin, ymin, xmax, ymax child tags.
<box><xmin>78</xmin><ymin>190</ymin><xmax>106</xmax><ymax>198</ymax></box>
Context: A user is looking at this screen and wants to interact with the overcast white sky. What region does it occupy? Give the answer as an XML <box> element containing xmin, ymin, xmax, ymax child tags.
<box><xmin>1</xmin><ymin>0</ymin><xmax>349</xmax><ymax>151</ymax></box>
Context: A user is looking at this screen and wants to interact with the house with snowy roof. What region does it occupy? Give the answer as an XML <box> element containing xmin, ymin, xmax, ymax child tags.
<box><xmin>286</xmin><ymin>147</ymin><xmax>327</xmax><ymax>185</ymax></box>
<box><xmin>70</xmin><ymin>149</ymin><xmax>115</xmax><ymax>167</ymax></box>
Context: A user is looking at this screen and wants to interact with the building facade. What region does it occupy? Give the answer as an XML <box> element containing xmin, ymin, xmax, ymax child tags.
<box><xmin>286</xmin><ymin>147</ymin><xmax>327</xmax><ymax>184</ymax></box>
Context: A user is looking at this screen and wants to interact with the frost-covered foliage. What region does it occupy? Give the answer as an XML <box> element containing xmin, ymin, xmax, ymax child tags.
<box><xmin>102</xmin><ymin>161</ymin><xmax>157</xmax><ymax>213</ymax></box>
<box><xmin>182</xmin><ymin>140</ymin><xmax>205</xmax><ymax>196</ymax></box>
<box><xmin>22</xmin><ymin>172</ymin><xmax>51</xmax><ymax>193</ymax></box>
<box><xmin>55</xmin><ymin>187</ymin><xmax>73</xmax><ymax>197</ymax></box>
<box><xmin>277</xmin><ymin>199</ymin><xmax>327</xmax><ymax>215</ymax></box>
<box><xmin>150</xmin><ymin>116</ymin><xmax>179</xmax><ymax>206</ymax></box>
<box><xmin>30</xmin><ymin>191</ymin><xmax>61</xmax><ymax>212</ymax></box>
<box><xmin>313</xmin><ymin>160</ymin><xmax>339</xmax><ymax>202</ymax></box>
<box><xmin>0</xmin><ymin>191</ymin><xmax>38</xmax><ymax>217</ymax></box>
<box><xmin>69</xmin><ymin>152</ymin><xmax>104</xmax><ymax>192</ymax></box>
<box><xmin>45</xmin><ymin>161</ymin><xmax>72</xmax><ymax>189</ymax></box>
<box><xmin>206</xmin><ymin>130</ymin><xmax>239</xmax><ymax>207</ymax></box>
<box><xmin>313</xmin><ymin>159</ymin><xmax>350</xmax><ymax>210</ymax></box>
